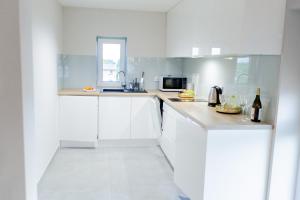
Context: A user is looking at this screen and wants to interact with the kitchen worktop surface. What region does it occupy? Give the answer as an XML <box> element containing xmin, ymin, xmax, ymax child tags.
<box><xmin>58</xmin><ymin>88</ymin><xmax>156</xmax><ymax>96</ymax></box>
<box><xmin>58</xmin><ymin>89</ymin><xmax>273</xmax><ymax>130</ymax></box>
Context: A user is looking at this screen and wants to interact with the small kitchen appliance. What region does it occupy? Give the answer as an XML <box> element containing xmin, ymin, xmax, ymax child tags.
<box><xmin>208</xmin><ymin>86</ymin><xmax>223</xmax><ymax>107</ymax></box>
<box><xmin>159</xmin><ymin>76</ymin><xmax>187</xmax><ymax>92</ymax></box>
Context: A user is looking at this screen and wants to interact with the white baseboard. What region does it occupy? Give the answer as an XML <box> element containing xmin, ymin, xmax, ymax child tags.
<box><xmin>60</xmin><ymin>139</ymin><xmax>159</xmax><ymax>148</ymax></box>
<box><xmin>98</xmin><ymin>139</ymin><xmax>159</xmax><ymax>147</ymax></box>
<box><xmin>60</xmin><ymin>140</ymin><xmax>98</xmax><ymax>148</ymax></box>
<box><xmin>37</xmin><ymin>144</ymin><xmax>60</xmax><ymax>183</ymax></box>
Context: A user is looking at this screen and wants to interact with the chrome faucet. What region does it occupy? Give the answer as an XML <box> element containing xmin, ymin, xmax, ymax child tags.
<box><xmin>235</xmin><ymin>73</ymin><xmax>249</xmax><ymax>84</ymax></box>
<box><xmin>117</xmin><ymin>70</ymin><xmax>126</xmax><ymax>89</ymax></box>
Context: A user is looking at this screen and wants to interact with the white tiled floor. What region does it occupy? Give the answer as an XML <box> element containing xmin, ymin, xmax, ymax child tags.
<box><xmin>38</xmin><ymin>146</ymin><xmax>183</xmax><ymax>200</ymax></box>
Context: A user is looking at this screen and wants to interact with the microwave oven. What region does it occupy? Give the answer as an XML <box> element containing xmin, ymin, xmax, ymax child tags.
<box><xmin>159</xmin><ymin>76</ymin><xmax>187</xmax><ymax>92</ymax></box>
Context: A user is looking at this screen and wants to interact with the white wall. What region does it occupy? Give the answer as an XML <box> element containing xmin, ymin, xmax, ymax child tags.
<box><xmin>297</xmin><ymin>161</ymin><xmax>300</xmax><ymax>199</ymax></box>
<box><xmin>0</xmin><ymin>0</ymin><xmax>26</xmax><ymax>199</ymax></box>
<box><xmin>288</xmin><ymin>0</ymin><xmax>300</xmax><ymax>9</ymax></box>
<box><xmin>19</xmin><ymin>0</ymin><xmax>38</xmax><ymax>199</ymax></box>
<box><xmin>31</xmin><ymin>0</ymin><xmax>63</xmax><ymax>181</ymax></box>
<box><xmin>268</xmin><ymin>8</ymin><xmax>300</xmax><ymax>200</ymax></box>
<box><xmin>4</xmin><ymin>0</ymin><xmax>64</xmax><ymax>199</ymax></box>
<box><xmin>63</xmin><ymin>7</ymin><xmax>166</xmax><ymax>57</ymax></box>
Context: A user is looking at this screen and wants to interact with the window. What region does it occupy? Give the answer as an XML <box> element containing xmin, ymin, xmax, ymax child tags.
<box><xmin>97</xmin><ymin>37</ymin><xmax>127</xmax><ymax>84</ymax></box>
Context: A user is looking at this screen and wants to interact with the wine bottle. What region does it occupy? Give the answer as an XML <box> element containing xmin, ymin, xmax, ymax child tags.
<box><xmin>251</xmin><ymin>88</ymin><xmax>262</xmax><ymax>122</ymax></box>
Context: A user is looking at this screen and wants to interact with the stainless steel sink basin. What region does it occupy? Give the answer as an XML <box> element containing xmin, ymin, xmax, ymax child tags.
<box><xmin>102</xmin><ymin>88</ymin><xmax>125</xmax><ymax>92</ymax></box>
<box><xmin>124</xmin><ymin>89</ymin><xmax>147</xmax><ymax>93</ymax></box>
<box><xmin>102</xmin><ymin>88</ymin><xmax>147</xmax><ymax>93</ymax></box>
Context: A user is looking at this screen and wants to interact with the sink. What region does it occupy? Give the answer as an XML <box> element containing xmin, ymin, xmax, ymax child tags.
<box><xmin>102</xmin><ymin>88</ymin><xmax>125</xmax><ymax>92</ymax></box>
<box><xmin>102</xmin><ymin>88</ymin><xmax>148</xmax><ymax>93</ymax></box>
<box><xmin>124</xmin><ymin>89</ymin><xmax>148</xmax><ymax>93</ymax></box>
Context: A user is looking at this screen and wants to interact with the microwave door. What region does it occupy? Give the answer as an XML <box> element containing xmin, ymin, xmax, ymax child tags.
<box><xmin>163</xmin><ymin>79</ymin><xmax>173</xmax><ymax>89</ymax></box>
<box><xmin>164</xmin><ymin>79</ymin><xmax>180</xmax><ymax>89</ymax></box>
<box><xmin>182</xmin><ymin>78</ymin><xmax>187</xmax><ymax>89</ymax></box>
<box><xmin>163</xmin><ymin>78</ymin><xmax>186</xmax><ymax>90</ymax></box>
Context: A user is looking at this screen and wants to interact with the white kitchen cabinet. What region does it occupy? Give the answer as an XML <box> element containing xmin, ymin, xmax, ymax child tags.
<box><xmin>98</xmin><ymin>96</ymin><xmax>161</xmax><ymax>140</ymax></box>
<box><xmin>167</xmin><ymin>0</ymin><xmax>286</xmax><ymax>57</ymax></box>
<box><xmin>160</xmin><ymin>103</ymin><xmax>183</xmax><ymax>166</ymax></box>
<box><xmin>174</xmin><ymin>116</ymin><xmax>207</xmax><ymax>200</ymax></box>
<box><xmin>98</xmin><ymin>97</ymin><xmax>131</xmax><ymax>139</ymax></box>
<box><xmin>175</xmin><ymin>115</ymin><xmax>272</xmax><ymax>200</ymax></box>
<box><xmin>131</xmin><ymin>97</ymin><xmax>161</xmax><ymax>139</ymax></box>
<box><xmin>59</xmin><ymin>96</ymin><xmax>98</xmax><ymax>147</ymax></box>
<box><xmin>166</xmin><ymin>0</ymin><xmax>215</xmax><ymax>57</ymax></box>
<box><xmin>203</xmin><ymin>130</ymin><xmax>272</xmax><ymax>200</ymax></box>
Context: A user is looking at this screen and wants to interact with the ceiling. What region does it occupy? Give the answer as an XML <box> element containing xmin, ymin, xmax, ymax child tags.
<box><xmin>58</xmin><ymin>0</ymin><xmax>182</xmax><ymax>12</ymax></box>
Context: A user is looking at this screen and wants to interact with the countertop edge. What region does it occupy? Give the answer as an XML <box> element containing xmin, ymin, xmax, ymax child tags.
<box><xmin>158</xmin><ymin>95</ymin><xmax>273</xmax><ymax>131</ymax></box>
<box><xmin>58</xmin><ymin>89</ymin><xmax>273</xmax><ymax>131</ymax></box>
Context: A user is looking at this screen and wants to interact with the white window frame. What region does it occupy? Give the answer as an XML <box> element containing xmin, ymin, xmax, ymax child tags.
<box><xmin>97</xmin><ymin>36</ymin><xmax>127</xmax><ymax>87</ymax></box>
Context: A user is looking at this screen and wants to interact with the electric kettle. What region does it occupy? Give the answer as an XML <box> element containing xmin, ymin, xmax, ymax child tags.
<box><xmin>208</xmin><ymin>86</ymin><xmax>223</xmax><ymax>107</ymax></box>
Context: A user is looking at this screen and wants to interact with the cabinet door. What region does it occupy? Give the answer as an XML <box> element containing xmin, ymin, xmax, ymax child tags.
<box><xmin>166</xmin><ymin>0</ymin><xmax>286</xmax><ymax>56</ymax></box>
<box><xmin>161</xmin><ymin>103</ymin><xmax>184</xmax><ymax>166</ymax></box>
<box><xmin>59</xmin><ymin>96</ymin><xmax>98</xmax><ymax>142</ymax></box>
<box><xmin>167</xmin><ymin>0</ymin><xmax>214</xmax><ymax>57</ymax></box>
<box><xmin>161</xmin><ymin>105</ymin><xmax>177</xmax><ymax>165</ymax></box>
<box><xmin>162</xmin><ymin>103</ymin><xmax>180</xmax><ymax>141</ymax></box>
<box><xmin>131</xmin><ymin>97</ymin><xmax>160</xmax><ymax>139</ymax></box>
<box><xmin>174</xmin><ymin>116</ymin><xmax>207</xmax><ymax>200</ymax></box>
<box><xmin>210</xmin><ymin>0</ymin><xmax>245</xmax><ymax>55</ymax></box>
<box><xmin>99</xmin><ymin>97</ymin><xmax>131</xmax><ymax>139</ymax></box>
<box><xmin>212</xmin><ymin>0</ymin><xmax>285</xmax><ymax>55</ymax></box>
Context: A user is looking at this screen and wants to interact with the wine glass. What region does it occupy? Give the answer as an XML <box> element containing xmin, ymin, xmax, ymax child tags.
<box><xmin>219</xmin><ymin>94</ymin><xmax>226</xmax><ymax>106</ymax></box>
<box><xmin>238</xmin><ymin>95</ymin><xmax>249</xmax><ymax>117</ymax></box>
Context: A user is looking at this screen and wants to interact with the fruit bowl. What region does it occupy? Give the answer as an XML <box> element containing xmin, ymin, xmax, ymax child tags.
<box><xmin>82</xmin><ymin>86</ymin><xmax>96</xmax><ymax>92</ymax></box>
<box><xmin>215</xmin><ymin>104</ymin><xmax>242</xmax><ymax>114</ymax></box>
<box><xmin>178</xmin><ymin>90</ymin><xmax>195</xmax><ymax>99</ymax></box>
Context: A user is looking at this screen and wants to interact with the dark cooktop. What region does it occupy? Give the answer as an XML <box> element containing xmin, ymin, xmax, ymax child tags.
<box><xmin>168</xmin><ymin>98</ymin><xmax>208</xmax><ymax>102</ymax></box>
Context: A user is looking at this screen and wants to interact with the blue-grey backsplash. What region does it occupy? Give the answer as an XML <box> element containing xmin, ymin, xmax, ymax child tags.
<box><xmin>58</xmin><ymin>55</ymin><xmax>98</xmax><ymax>89</ymax></box>
<box><xmin>58</xmin><ymin>55</ymin><xmax>183</xmax><ymax>89</ymax></box>
<box><xmin>58</xmin><ymin>54</ymin><xmax>280</xmax><ymax>123</ymax></box>
<box><xmin>182</xmin><ymin>56</ymin><xmax>280</xmax><ymax>123</ymax></box>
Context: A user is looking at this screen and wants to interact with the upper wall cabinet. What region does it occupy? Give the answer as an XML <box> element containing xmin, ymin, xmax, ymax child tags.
<box><xmin>166</xmin><ymin>0</ymin><xmax>287</xmax><ymax>57</ymax></box>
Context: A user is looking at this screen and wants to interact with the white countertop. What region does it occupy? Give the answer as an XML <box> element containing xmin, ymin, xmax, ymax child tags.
<box><xmin>58</xmin><ymin>89</ymin><xmax>273</xmax><ymax>130</ymax></box>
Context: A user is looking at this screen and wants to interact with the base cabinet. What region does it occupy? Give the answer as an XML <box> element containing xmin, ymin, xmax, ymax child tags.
<box><xmin>59</xmin><ymin>96</ymin><xmax>161</xmax><ymax>146</ymax></box>
<box><xmin>160</xmin><ymin>103</ymin><xmax>181</xmax><ymax>166</ymax></box>
<box><xmin>131</xmin><ymin>97</ymin><xmax>161</xmax><ymax>139</ymax></box>
<box><xmin>175</xmin><ymin>115</ymin><xmax>272</xmax><ymax>200</ymax></box>
<box><xmin>59</xmin><ymin>96</ymin><xmax>98</xmax><ymax>147</ymax></box>
<box><xmin>203</xmin><ymin>130</ymin><xmax>272</xmax><ymax>200</ymax></box>
<box><xmin>98</xmin><ymin>96</ymin><xmax>161</xmax><ymax>140</ymax></box>
<box><xmin>174</xmin><ymin>116</ymin><xmax>207</xmax><ymax>200</ymax></box>
<box><xmin>99</xmin><ymin>97</ymin><xmax>131</xmax><ymax>139</ymax></box>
